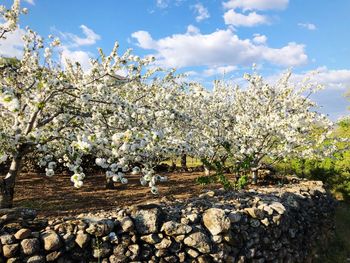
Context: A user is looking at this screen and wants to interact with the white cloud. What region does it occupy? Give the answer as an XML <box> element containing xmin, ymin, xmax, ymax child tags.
<box><xmin>186</xmin><ymin>25</ymin><xmax>200</xmax><ymax>35</ymax></box>
<box><xmin>0</xmin><ymin>26</ymin><xmax>25</xmax><ymax>58</ymax></box>
<box><xmin>289</xmin><ymin>67</ymin><xmax>350</xmax><ymax>119</ymax></box>
<box><xmin>131</xmin><ymin>28</ymin><xmax>307</xmax><ymax>68</ymax></box>
<box><xmin>261</xmin><ymin>67</ymin><xmax>350</xmax><ymax>91</ymax></box>
<box><xmin>224</xmin><ymin>9</ymin><xmax>269</xmax><ymax>27</ymax></box>
<box><xmin>298</xmin><ymin>23</ymin><xmax>317</xmax><ymax>30</ymax></box>
<box><xmin>156</xmin><ymin>0</ymin><xmax>169</xmax><ymax>8</ymax></box>
<box><xmin>203</xmin><ymin>65</ymin><xmax>237</xmax><ymax>76</ymax></box>
<box><xmin>193</xmin><ymin>3</ymin><xmax>210</xmax><ymax>22</ymax></box>
<box><xmin>297</xmin><ymin>67</ymin><xmax>350</xmax><ymax>90</ymax></box>
<box><xmin>60</xmin><ymin>47</ymin><xmax>92</xmax><ymax>72</ymax></box>
<box><xmin>252</xmin><ymin>33</ymin><xmax>267</xmax><ymax>44</ymax></box>
<box><xmin>263</xmin><ymin>42</ymin><xmax>307</xmax><ymax>66</ymax></box>
<box><xmin>131</xmin><ymin>31</ymin><xmax>157</xmax><ymax>49</ymax></box>
<box><xmin>55</xmin><ymin>25</ymin><xmax>101</xmax><ymax>71</ymax></box>
<box><xmin>23</xmin><ymin>0</ymin><xmax>35</xmax><ymax>5</ymax></box>
<box><xmin>60</xmin><ymin>25</ymin><xmax>101</xmax><ymax>47</ymax></box>
<box><xmin>223</xmin><ymin>0</ymin><xmax>289</xmax><ymax>11</ymax></box>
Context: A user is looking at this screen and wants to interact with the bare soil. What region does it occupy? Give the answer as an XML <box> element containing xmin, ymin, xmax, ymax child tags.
<box><xmin>13</xmin><ymin>171</ymin><xmax>222</xmax><ymax>218</ymax></box>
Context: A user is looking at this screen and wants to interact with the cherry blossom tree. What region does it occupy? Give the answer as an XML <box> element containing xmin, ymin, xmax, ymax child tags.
<box><xmin>185</xmin><ymin>72</ymin><xmax>334</xmax><ymax>184</ymax></box>
<box><xmin>0</xmin><ymin>0</ymin><xmax>183</xmax><ymax>207</ymax></box>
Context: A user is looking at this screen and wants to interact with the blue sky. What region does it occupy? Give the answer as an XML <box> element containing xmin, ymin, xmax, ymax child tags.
<box><xmin>1</xmin><ymin>0</ymin><xmax>349</xmax><ymax>120</ymax></box>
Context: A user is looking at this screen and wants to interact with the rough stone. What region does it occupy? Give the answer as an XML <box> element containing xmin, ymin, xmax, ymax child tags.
<box><xmin>140</xmin><ymin>233</ymin><xmax>161</xmax><ymax>244</ymax></box>
<box><xmin>228</xmin><ymin>211</ymin><xmax>242</xmax><ymax>223</ymax></box>
<box><xmin>86</xmin><ymin>219</ymin><xmax>114</xmax><ymax>237</ymax></box>
<box><xmin>0</xmin><ymin>234</ymin><xmax>15</xmax><ymax>245</ymax></box>
<box><xmin>75</xmin><ymin>233</ymin><xmax>90</xmax><ymax>248</ymax></box>
<box><xmin>186</xmin><ymin>248</ymin><xmax>199</xmax><ymax>258</ymax></box>
<box><xmin>3</xmin><ymin>243</ymin><xmax>19</xmax><ymax>258</ymax></box>
<box><xmin>155</xmin><ymin>237</ymin><xmax>172</xmax><ymax>249</ymax></box>
<box><xmin>184</xmin><ymin>231</ymin><xmax>211</xmax><ymax>253</ymax></box>
<box><xmin>41</xmin><ymin>231</ymin><xmax>62</xmax><ymax>251</ymax></box>
<box><xmin>92</xmin><ymin>241</ymin><xmax>111</xmax><ymax>258</ymax></box>
<box><xmin>26</xmin><ymin>255</ymin><xmax>45</xmax><ymax>263</ymax></box>
<box><xmin>46</xmin><ymin>251</ymin><xmax>62</xmax><ymax>261</ymax></box>
<box><xmin>120</xmin><ymin>216</ymin><xmax>134</xmax><ymax>233</ymax></box>
<box><xmin>203</xmin><ymin>208</ymin><xmax>231</xmax><ymax>235</ymax></box>
<box><xmin>14</xmin><ymin>229</ymin><xmax>32</xmax><ymax>240</ymax></box>
<box><xmin>20</xmin><ymin>238</ymin><xmax>40</xmax><ymax>255</ymax></box>
<box><xmin>161</xmin><ymin>221</ymin><xmax>192</xmax><ymax>236</ymax></box>
<box><xmin>132</xmin><ymin>206</ymin><xmax>162</xmax><ymax>234</ymax></box>
<box><xmin>270</xmin><ymin>202</ymin><xmax>286</xmax><ymax>215</ymax></box>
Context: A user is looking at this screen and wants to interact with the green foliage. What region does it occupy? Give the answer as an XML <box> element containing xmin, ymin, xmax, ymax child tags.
<box><xmin>236</xmin><ymin>175</ymin><xmax>249</xmax><ymax>189</ymax></box>
<box><xmin>196</xmin><ymin>175</ymin><xmax>216</xmax><ymax>185</ymax></box>
<box><xmin>316</xmin><ymin>203</ymin><xmax>350</xmax><ymax>263</ymax></box>
<box><xmin>276</xmin><ymin>118</ymin><xmax>350</xmax><ymax>201</ymax></box>
<box><xmin>196</xmin><ymin>158</ymin><xmax>250</xmax><ymax>190</ymax></box>
<box><xmin>197</xmin><ymin>158</ymin><xmax>235</xmax><ymax>190</ymax></box>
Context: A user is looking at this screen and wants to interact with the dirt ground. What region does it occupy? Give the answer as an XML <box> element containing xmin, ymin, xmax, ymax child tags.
<box><xmin>13</xmin><ymin>171</ymin><xmax>221</xmax><ymax>218</ymax></box>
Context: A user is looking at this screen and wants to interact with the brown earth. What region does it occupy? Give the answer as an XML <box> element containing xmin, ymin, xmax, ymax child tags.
<box><xmin>13</xmin><ymin>171</ymin><xmax>223</xmax><ymax>218</ymax></box>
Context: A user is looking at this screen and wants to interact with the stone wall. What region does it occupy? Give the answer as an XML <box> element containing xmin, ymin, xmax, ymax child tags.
<box><xmin>0</xmin><ymin>180</ymin><xmax>335</xmax><ymax>262</ymax></box>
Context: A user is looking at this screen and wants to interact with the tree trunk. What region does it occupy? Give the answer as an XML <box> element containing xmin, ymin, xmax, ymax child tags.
<box><xmin>171</xmin><ymin>161</ymin><xmax>176</xmax><ymax>171</ymax></box>
<box><xmin>251</xmin><ymin>168</ymin><xmax>258</xmax><ymax>185</ymax></box>
<box><xmin>105</xmin><ymin>177</ymin><xmax>115</xmax><ymax>189</ymax></box>
<box><xmin>0</xmin><ymin>155</ymin><xmax>23</xmax><ymax>208</ymax></box>
<box><xmin>181</xmin><ymin>154</ymin><xmax>187</xmax><ymax>171</ymax></box>
<box><xmin>204</xmin><ymin>165</ymin><xmax>210</xmax><ymax>176</ymax></box>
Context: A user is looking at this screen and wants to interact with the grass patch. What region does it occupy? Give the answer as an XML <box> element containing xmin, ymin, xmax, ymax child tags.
<box><xmin>317</xmin><ymin>201</ymin><xmax>350</xmax><ymax>262</ymax></box>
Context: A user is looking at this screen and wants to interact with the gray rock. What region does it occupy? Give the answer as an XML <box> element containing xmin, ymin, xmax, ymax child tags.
<box><xmin>228</xmin><ymin>211</ymin><xmax>242</xmax><ymax>223</ymax></box>
<box><xmin>75</xmin><ymin>233</ymin><xmax>90</xmax><ymax>248</ymax></box>
<box><xmin>250</xmin><ymin>219</ymin><xmax>261</xmax><ymax>227</ymax></box>
<box><xmin>199</xmin><ymin>190</ymin><xmax>215</xmax><ymax>198</ymax></box>
<box><xmin>46</xmin><ymin>251</ymin><xmax>62</xmax><ymax>262</ymax></box>
<box><xmin>5</xmin><ymin>258</ymin><xmax>22</xmax><ymax>263</ymax></box>
<box><xmin>3</xmin><ymin>243</ymin><xmax>19</xmax><ymax>258</ymax></box>
<box><xmin>14</xmin><ymin>229</ymin><xmax>32</xmax><ymax>240</ymax></box>
<box><xmin>184</xmin><ymin>231</ymin><xmax>211</xmax><ymax>253</ymax></box>
<box><xmin>41</xmin><ymin>230</ymin><xmax>62</xmax><ymax>251</ymax></box>
<box><xmin>92</xmin><ymin>241</ymin><xmax>111</xmax><ymax>258</ymax></box>
<box><xmin>270</xmin><ymin>202</ymin><xmax>286</xmax><ymax>215</ymax></box>
<box><xmin>244</xmin><ymin>208</ymin><xmax>264</xmax><ymax>219</ymax></box>
<box><xmin>261</xmin><ymin>218</ymin><xmax>270</xmax><ymax>226</ymax></box>
<box><xmin>86</xmin><ymin>219</ymin><xmax>114</xmax><ymax>237</ymax></box>
<box><xmin>140</xmin><ymin>233</ymin><xmax>161</xmax><ymax>244</ymax></box>
<box><xmin>212</xmin><ymin>235</ymin><xmax>222</xmax><ymax>243</ymax></box>
<box><xmin>203</xmin><ymin>208</ymin><xmax>231</xmax><ymax>235</ymax></box>
<box><xmin>109</xmin><ymin>254</ymin><xmax>127</xmax><ymax>263</ymax></box>
<box><xmin>20</xmin><ymin>238</ymin><xmax>40</xmax><ymax>255</ymax></box>
<box><xmin>164</xmin><ymin>255</ymin><xmax>178</xmax><ymax>263</ymax></box>
<box><xmin>127</xmin><ymin>244</ymin><xmax>140</xmax><ymax>259</ymax></box>
<box><xmin>26</xmin><ymin>255</ymin><xmax>45</xmax><ymax>263</ymax></box>
<box><xmin>155</xmin><ymin>237</ymin><xmax>172</xmax><ymax>249</ymax></box>
<box><xmin>161</xmin><ymin>221</ymin><xmax>192</xmax><ymax>236</ymax></box>
<box><xmin>120</xmin><ymin>216</ymin><xmax>134</xmax><ymax>233</ymax></box>
<box><xmin>186</xmin><ymin>248</ymin><xmax>199</xmax><ymax>258</ymax></box>
<box><xmin>186</xmin><ymin>213</ymin><xmax>199</xmax><ymax>223</ymax></box>
<box><xmin>174</xmin><ymin>234</ymin><xmax>185</xmax><ymax>242</ymax></box>
<box><xmin>0</xmin><ymin>234</ymin><xmax>15</xmax><ymax>245</ymax></box>
<box><xmin>132</xmin><ymin>206</ymin><xmax>162</xmax><ymax>234</ymax></box>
